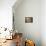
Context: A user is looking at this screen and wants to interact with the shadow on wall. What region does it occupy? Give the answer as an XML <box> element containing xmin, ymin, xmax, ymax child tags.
<box><xmin>12</xmin><ymin>0</ymin><xmax>41</xmax><ymax>46</ymax></box>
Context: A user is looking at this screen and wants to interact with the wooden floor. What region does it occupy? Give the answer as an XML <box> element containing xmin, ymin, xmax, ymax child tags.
<box><xmin>0</xmin><ymin>39</ymin><xmax>16</xmax><ymax>46</ymax></box>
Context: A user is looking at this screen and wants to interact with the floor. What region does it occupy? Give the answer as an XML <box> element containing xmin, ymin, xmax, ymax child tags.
<box><xmin>0</xmin><ymin>39</ymin><xmax>16</xmax><ymax>46</ymax></box>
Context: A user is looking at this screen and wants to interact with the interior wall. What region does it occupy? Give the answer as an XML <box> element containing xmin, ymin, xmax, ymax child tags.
<box><xmin>0</xmin><ymin>0</ymin><xmax>16</xmax><ymax>30</ymax></box>
<box><xmin>0</xmin><ymin>0</ymin><xmax>46</xmax><ymax>46</ymax></box>
<box><xmin>13</xmin><ymin>0</ymin><xmax>41</xmax><ymax>46</ymax></box>
<box><xmin>41</xmin><ymin>0</ymin><xmax>46</xmax><ymax>46</ymax></box>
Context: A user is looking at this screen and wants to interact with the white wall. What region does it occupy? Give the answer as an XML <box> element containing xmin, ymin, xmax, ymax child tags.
<box><xmin>13</xmin><ymin>0</ymin><xmax>41</xmax><ymax>46</ymax></box>
<box><xmin>0</xmin><ymin>0</ymin><xmax>46</xmax><ymax>46</ymax></box>
<box><xmin>41</xmin><ymin>0</ymin><xmax>46</xmax><ymax>46</ymax></box>
<box><xmin>0</xmin><ymin>0</ymin><xmax>16</xmax><ymax>30</ymax></box>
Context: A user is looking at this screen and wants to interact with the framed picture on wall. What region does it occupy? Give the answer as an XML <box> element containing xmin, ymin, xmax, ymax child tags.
<box><xmin>25</xmin><ymin>17</ymin><xmax>33</xmax><ymax>23</ymax></box>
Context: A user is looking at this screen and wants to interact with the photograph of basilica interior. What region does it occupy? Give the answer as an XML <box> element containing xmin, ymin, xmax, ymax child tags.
<box><xmin>0</xmin><ymin>0</ymin><xmax>46</xmax><ymax>46</ymax></box>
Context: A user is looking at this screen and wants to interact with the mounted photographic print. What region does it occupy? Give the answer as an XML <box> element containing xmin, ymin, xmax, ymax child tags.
<box><xmin>25</xmin><ymin>17</ymin><xmax>33</xmax><ymax>23</ymax></box>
